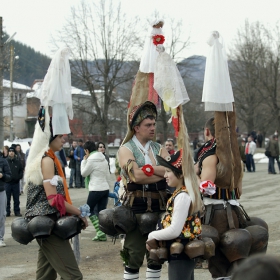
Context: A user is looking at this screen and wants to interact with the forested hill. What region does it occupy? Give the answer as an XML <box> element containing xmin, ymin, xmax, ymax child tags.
<box><xmin>3</xmin><ymin>33</ymin><xmax>51</xmax><ymax>87</ymax></box>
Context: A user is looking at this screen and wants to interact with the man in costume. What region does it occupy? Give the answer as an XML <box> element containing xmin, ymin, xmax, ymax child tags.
<box><xmin>115</xmin><ymin>18</ymin><xmax>198</xmax><ymax>280</ymax></box>
<box><xmin>195</xmin><ymin>117</ymin><xmax>241</xmax><ymax>279</ymax></box>
<box><xmin>118</xmin><ymin>101</ymin><xmax>170</xmax><ymax>280</ymax></box>
<box><xmin>19</xmin><ymin>48</ymin><xmax>90</xmax><ymax>279</ymax></box>
<box><xmin>196</xmin><ymin>31</ymin><xmax>269</xmax><ymax>280</ymax></box>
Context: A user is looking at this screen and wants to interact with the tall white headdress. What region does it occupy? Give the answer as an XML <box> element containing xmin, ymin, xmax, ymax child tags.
<box><xmin>202</xmin><ymin>31</ymin><xmax>234</xmax><ymax>111</ymax></box>
<box><xmin>38</xmin><ymin>47</ymin><xmax>73</xmax><ymax>135</ymax></box>
<box><xmin>24</xmin><ymin>47</ymin><xmax>73</xmax><ymax>186</ymax></box>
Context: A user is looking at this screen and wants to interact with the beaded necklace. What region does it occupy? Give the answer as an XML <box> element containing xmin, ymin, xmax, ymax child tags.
<box><xmin>197</xmin><ymin>138</ymin><xmax>216</xmax><ymax>165</ymax></box>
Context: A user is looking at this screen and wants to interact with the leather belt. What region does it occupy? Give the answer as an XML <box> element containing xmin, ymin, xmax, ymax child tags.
<box><xmin>123</xmin><ymin>190</ymin><xmax>167</xmax><ymax>212</ymax></box>
<box><xmin>133</xmin><ymin>190</ymin><xmax>164</xmax><ymax>199</ymax></box>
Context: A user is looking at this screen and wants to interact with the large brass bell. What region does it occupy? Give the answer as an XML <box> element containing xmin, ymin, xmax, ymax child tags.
<box><xmin>220</xmin><ymin>228</ymin><xmax>252</xmax><ymax>263</ymax></box>
<box><xmin>146</xmin><ymin>239</ymin><xmax>159</xmax><ymax>250</ymax></box>
<box><xmin>156</xmin><ymin>241</ymin><xmax>168</xmax><ymax>263</ymax></box>
<box><xmin>245</xmin><ymin>225</ymin><xmax>269</xmax><ymax>255</ymax></box>
<box><xmin>184</xmin><ymin>240</ymin><xmax>205</xmax><ymax>259</ymax></box>
<box><xmin>201</xmin><ymin>225</ymin><xmax>220</xmax><ymax>245</ymax></box>
<box><xmin>170</xmin><ymin>240</ymin><xmax>184</xmax><ymax>256</ymax></box>
<box><xmin>202</xmin><ymin>237</ymin><xmax>215</xmax><ymax>259</ymax></box>
<box><xmin>149</xmin><ymin>249</ymin><xmax>160</xmax><ymax>263</ymax></box>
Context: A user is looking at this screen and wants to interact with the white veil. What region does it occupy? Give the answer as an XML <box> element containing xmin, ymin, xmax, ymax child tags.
<box><xmin>202</xmin><ymin>31</ymin><xmax>234</xmax><ymax>111</ymax></box>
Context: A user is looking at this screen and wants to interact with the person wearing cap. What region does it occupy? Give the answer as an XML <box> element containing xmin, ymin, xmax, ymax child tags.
<box><xmin>5</xmin><ymin>147</ymin><xmax>23</xmax><ymax>217</ymax></box>
<box><xmin>146</xmin><ymin>149</ymin><xmax>202</xmax><ymax>280</ymax></box>
<box><xmin>118</xmin><ymin>101</ymin><xmax>170</xmax><ymax>280</ymax></box>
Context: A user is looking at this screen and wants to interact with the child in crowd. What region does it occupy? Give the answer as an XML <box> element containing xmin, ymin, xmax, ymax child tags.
<box><xmin>108</xmin><ymin>176</ymin><xmax>122</xmax><ymax>206</ymax></box>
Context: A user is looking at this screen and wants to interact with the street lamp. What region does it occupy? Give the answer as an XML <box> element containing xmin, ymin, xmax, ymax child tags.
<box><xmin>0</xmin><ymin>23</ymin><xmax>17</xmax><ymax>144</ymax></box>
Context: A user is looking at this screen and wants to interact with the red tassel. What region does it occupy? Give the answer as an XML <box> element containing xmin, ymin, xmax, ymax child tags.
<box><xmin>172</xmin><ymin>116</ymin><xmax>179</xmax><ymax>137</ymax></box>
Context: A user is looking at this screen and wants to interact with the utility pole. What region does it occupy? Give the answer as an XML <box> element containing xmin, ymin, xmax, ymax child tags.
<box><xmin>9</xmin><ymin>44</ymin><xmax>14</xmax><ymax>141</ymax></box>
<box><xmin>0</xmin><ymin>17</ymin><xmax>4</xmax><ymax>147</ymax></box>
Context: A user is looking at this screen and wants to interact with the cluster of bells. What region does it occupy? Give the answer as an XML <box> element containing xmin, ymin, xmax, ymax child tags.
<box><xmin>99</xmin><ymin>206</ymin><xmax>269</xmax><ymax>264</ymax></box>
<box><xmin>99</xmin><ymin>206</ymin><xmax>160</xmax><ymax>236</ymax></box>
<box><xmin>147</xmin><ymin>219</ymin><xmax>268</xmax><ymax>263</ymax></box>
<box><xmin>11</xmin><ymin>215</ymin><xmax>84</xmax><ymax>245</ymax></box>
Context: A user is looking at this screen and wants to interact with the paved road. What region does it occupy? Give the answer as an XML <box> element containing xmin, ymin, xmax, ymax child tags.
<box><xmin>0</xmin><ymin>162</ymin><xmax>279</xmax><ymax>280</ymax></box>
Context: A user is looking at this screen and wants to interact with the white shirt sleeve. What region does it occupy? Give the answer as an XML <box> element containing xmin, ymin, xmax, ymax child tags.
<box><xmin>147</xmin><ymin>192</ymin><xmax>191</xmax><ymax>241</ymax></box>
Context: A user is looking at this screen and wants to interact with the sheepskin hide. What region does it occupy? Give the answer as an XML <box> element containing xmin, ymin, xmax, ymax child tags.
<box><xmin>24</xmin><ymin>107</ymin><xmax>51</xmax><ymax>187</ymax></box>
<box><xmin>215</xmin><ymin>109</ymin><xmax>242</xmax><ymax>191</ymax></box>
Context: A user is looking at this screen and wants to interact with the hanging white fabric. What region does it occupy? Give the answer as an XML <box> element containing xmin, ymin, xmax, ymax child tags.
<box><xmin>154</xmin><ymin>49</ymin><xmax>189</xmax><ymax>108</ymax></box>
<box><xmin>38</xmin><ymin>47</ymin><xmax>73</xmax><ymax>134</ymax></box>
<box><xmin>202</xmin><ymin>31</ymin><xmax>234</xmax><ymax>111</ymax></box>
<box><xmin>139</xmin><ymin>18</ymin><xmax>164</xmax><ymax>73</ymax></box>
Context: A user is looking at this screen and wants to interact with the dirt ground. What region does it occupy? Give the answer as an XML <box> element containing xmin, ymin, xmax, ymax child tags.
<box><xmin>1</xmin><ymin>162</ymin><xmax>280</xmax><ymax>280</ymax></box>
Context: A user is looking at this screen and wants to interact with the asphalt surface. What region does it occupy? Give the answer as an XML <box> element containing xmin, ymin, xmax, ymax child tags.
<box><xmin>0</xmin><ymin>161</ymin><xmax>279</xmax><ymax>280</ymax></box>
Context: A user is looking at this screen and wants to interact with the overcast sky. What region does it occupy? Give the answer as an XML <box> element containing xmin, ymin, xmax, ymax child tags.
<box><xmin>1</xmin><ymin>0</ymin><xmax>280</xmax><ymax>58</ymax></box>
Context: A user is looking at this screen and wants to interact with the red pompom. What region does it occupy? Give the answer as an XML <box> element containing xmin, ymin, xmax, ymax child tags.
<box><xmin>141</xmin><ymin>164</ymin><xmax>154</xmax><ymax>177</ymax></box>
<box><xmin>152</xmin><ymin>34</ymin><xmax>165</xmax><ymax>46</ymax></box>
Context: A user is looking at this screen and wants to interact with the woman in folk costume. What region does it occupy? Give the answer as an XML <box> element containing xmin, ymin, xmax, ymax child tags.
<box><xmin>195</xmin><ymin>31</ymin><xmax>269</xmax><ymax>280</ymax></box>
<box><xmin>143</xmin><ymin>30</ymin><xmax>209</xmax><ymax>279</ymax></box>
<box><xmin>146</xmin><ymin>149</ymin><xmax>203</xmax><ymax>280</ymax></box>
<box><xmin>24</xmin><ymin>48</ymin><xmax>89</xmax><ymax>280</ymax></box>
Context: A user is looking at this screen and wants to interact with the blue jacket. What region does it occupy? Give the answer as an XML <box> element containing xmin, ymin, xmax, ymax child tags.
<box><xmin>74</xmin><ymin>145</ymin><xmax>84</xmax><ymax>163</ymax></box>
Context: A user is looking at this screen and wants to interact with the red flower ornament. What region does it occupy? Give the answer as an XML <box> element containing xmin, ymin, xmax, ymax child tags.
<box><xmin>199</xmin><ymin>180</ymin><xmax>216</xmax><ymax>195</ymax></box>
<box><xmin>152</xmin><ymin>34</ymin><xmax>165</xmax><ymax>46</ymax></box>
<box><xmin>141</xmin><ymin>164</ymin><xmax>154</xmax><ymax>177</ymax></box>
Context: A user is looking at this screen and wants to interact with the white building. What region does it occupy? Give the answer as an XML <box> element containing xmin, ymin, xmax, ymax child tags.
<box><xmin>2</xmin><ymin>79</ymin><xmax>31</xmax><ymax>140</ymax></box>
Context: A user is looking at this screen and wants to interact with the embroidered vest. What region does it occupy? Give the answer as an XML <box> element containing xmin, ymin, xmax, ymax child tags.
<box><xmin>123</xmin><ymin>139</ymin><xmax>161</xmax><ymax>168</ymax></box>
<box><xmin>161</xmin><ymin>186</ymin><xmax>201</xmax><ymax>240</ymax></box>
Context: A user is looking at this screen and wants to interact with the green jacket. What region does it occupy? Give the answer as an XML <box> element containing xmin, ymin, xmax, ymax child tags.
<box><xmin>267</xmin><ymin>139</ymin><xmax>279</xmax><ymax>157</ymax></box>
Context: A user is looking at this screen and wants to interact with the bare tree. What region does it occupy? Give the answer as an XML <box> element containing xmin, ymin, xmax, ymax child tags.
<box><xmin>52</xmin><ymin>0</ymin><xmax>142</xmax><ymax>143</ymax></box>
<box><xmin>229</xmin><ymin>20</ymin><xmax>280</xmax><ymax>135</ymax></box>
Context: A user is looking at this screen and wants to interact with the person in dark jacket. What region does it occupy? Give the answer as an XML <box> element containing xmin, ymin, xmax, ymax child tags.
<box><xmin>0</xmin><ymin>154</ymin><xmax>12</xmax><ymax>247</ymax></box>
<box><xmin>5</xmin><ymin>147</ymin><xmax>23</xmax><ymax>217</ymax></box>
<box><xmin>267</xmin><ymin>135</ymin><xmax>280</xmax><ymax>174</ymax></box>
<box><xmin>67</xmin><ymin>141</ymin><xmax>77</xmax><ymax>188</ymax></box>
<box><xmin>74</xmin><ymin>139</ymin><xmax>85</xmax><ymax>188</ymax></box>
<box><xmin>15</xmin><ymin>144</ymin><xmax>26</xmax><ymax>194</ymax></box>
